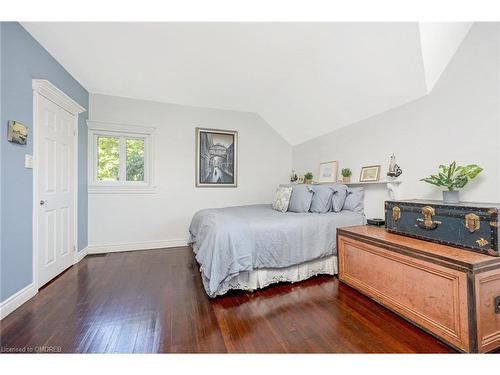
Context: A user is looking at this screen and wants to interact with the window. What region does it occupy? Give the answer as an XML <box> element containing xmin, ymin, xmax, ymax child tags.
<box><xmin>88</xmin><ymin>121</ymin><xmax>155</xmax><ymax>193</ymax></box>
<box><xmin>126</xmin><ymin>138</ymin><xmax>145</xmax><ymax>181</ymax></box>
<box><xmin>97</xmin><ymin>136</ymin><xmax>120</xmax><ymax>181</ymax></box>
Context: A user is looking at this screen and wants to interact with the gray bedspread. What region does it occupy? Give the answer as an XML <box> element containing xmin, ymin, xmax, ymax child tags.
<box><xmin>188</xmin><ymin>204</ymin><xmax>365</xmax><ymax>297</ymax></box>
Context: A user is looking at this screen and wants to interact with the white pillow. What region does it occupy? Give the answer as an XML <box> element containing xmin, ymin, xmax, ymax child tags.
<box><xmin>272</xmin><ymin>186</ymin><xmax>293</xmax><ymax>213</ymax></box>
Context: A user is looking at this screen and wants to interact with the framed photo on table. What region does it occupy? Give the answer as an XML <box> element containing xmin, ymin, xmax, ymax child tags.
<box><xmin>359</xmin><ymin>165</ymin><xmax>381</xmax><ymax>182</ymax></box>
<box><xmin>318</xmin><ymin>161</ymin><xmax>338</xmax><ymax>183</ymax></box>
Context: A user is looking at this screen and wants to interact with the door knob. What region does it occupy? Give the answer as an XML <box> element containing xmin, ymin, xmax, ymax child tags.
<box><xmin>40</xmin><ymin>200</ymin><xmax>47</xmax><ymax>206</ymax></box>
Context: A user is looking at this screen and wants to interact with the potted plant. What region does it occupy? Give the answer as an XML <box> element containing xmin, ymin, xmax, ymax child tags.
<box><xmin>420</xmin><ymin>162</ymin><xmax>483</xmax><ymax>203</ymax></box>
<box><xmin>341</xmin><ymin>168</ymin><xmax>352</xmax><ymax>183</ymax></box>
<box><xmin>304</xmin><ymin>172</ymin><xmax>313</xmax><ymax>184</ymax></box>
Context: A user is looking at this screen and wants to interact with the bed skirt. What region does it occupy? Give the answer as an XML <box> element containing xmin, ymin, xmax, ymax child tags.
<box><xmin>205</xmin><ymin>255</ymin><xmax>338</xmax><ymax>297</ymax></box>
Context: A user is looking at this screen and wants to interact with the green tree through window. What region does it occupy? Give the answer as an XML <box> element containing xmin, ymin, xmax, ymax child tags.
<box><xmin>96</xmin><ymin>136</ymin><xmax>145</xmax><ymax>182</ymax></box>
<box><xmin>126</xmin><ymin>138</ymin><xmax>145</xmax><ymax>181</ymax></box>
<box><xmin>97</xmin><ymin>136</ymin><xmax>120</xmax><ymax>181</ymax></box>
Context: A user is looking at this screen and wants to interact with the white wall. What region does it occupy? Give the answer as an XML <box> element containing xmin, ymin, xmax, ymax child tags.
<box><xmin>88</xmin><ymin>94</ymin><xmax>291</xmax><ymax>251</ymax></box>
<box><xmin>293</xmin><ymin>23</ymin><xmax>500</xmax><ymax>218</ymax></box>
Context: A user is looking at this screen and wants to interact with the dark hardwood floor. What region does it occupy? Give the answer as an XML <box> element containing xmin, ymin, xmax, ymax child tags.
<box><xmin>0</xmin><ymin>247</ymin><xmax>455</xmax><ymax>353</ymax></box>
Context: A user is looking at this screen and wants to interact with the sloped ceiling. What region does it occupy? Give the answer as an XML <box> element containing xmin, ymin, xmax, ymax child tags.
<box><xmin>21</xmin><ymin>22</ymin><xmax>471</xmax><ymax>145</ymax></box>
<box><xmin>419</xmin><ymin>22</ymin><xmax>473</xmax><ymax>92</ymax></box>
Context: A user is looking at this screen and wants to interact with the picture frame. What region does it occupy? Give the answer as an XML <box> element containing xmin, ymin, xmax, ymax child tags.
<box><xmin>318</xmin><ymin>160</ymin><xmax>338</xmax><ymax>183</ymax></box>
<box><xmin>359</xmin><ymin>165</ymin><xmax>381</xmax><ymax>182</ymax></box>
<box><xmin>195</xmin><ymin>127</ymin><xmax>238</xmax><ymax>187</ymax></box>
<box><xmin>7</xmin><ymin>121</ymin><xmax>28</xmax><ymax>145</ymax></box>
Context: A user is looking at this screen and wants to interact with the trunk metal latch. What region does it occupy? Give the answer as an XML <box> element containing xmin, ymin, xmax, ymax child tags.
<box><xmin>392</xmin><ymin>206</ymin><xmax>401</xmax><ymax>221</ymax></box>
<box><xmin>465</xmin><ymin>213</ymin><xmax>480</xmax><ymax>233</ymax></box>
<box><xmin>417</xmin><ymin>206</ymin><xmax>442</xmax><ymax>230</ymax></box>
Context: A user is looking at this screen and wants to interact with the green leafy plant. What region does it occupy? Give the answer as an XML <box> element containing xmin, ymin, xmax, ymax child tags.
<box><xmin>420</xmin><ymin>162</ymin><xmax>483</xmax><ymax>191</ymax></box>
<box><xmin>304</xmin><ymin>172</ymin><xmax>313</xmax><ymax>181</ymax></box>
<box><xmin>341</xmin><ymin>168</ymin><xmax>352</xmax><ymax>177</ymax></box>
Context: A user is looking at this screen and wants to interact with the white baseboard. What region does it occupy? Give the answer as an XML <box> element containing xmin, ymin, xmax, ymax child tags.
<box><xmin>74</xmin><ymin>246</ymin><xmax>89</xmax><ymax>264</ymax></box>
<box><xmin>86</xmin><ymin>238</ymin><xmax>189</xmax><ymax>254</ymax></box>
<box><xmin>0</xmin><ymin>282</ymin><xmax>37</xmax><ymax>320</ymax></box>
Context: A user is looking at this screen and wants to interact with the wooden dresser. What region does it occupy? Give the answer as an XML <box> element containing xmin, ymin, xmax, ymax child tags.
<box><xmin>337</xmin><ymin>225</ymin><xmax>500</xmax><ymax>353</ymax></box>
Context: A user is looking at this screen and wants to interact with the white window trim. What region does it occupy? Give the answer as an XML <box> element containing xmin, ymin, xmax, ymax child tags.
<box><xmin>87</xmin><ymin>120</ymin><xmax>157</xmax><ymax>194</ymax></box>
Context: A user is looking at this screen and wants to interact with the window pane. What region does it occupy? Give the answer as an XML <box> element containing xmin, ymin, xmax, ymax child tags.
<box><xmin>126</xmin><ymin>138</ymin><xmax>145</xmax><ymax>181</ymax></box>
<box><xmin>97</xmin><ymin>136</ymin><xmax>120</xmax><ymax>181</ymax></box>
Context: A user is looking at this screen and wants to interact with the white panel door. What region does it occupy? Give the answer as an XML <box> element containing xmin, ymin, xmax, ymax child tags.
<box><xmin>37</xmin><ymin>94</ymin><xmax>76</xmax><ymax>287</ymax></box>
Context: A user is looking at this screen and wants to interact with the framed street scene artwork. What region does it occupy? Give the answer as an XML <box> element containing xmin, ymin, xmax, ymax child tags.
<box><xmin>196</xmin><ymin>127</ymin><xmax>238</xmax><ymax>187</ymax></box>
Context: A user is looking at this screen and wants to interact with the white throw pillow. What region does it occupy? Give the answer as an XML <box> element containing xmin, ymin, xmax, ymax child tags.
<box><xmin>272</xmin><ymin>186</ymin><xmax>293</xmax><ymax>213</ymax></box>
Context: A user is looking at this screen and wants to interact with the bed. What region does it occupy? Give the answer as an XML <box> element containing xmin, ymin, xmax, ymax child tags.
<box><xmin>188</xmin><ymin>203</ymin><xmax>366</xmax><ymax>297</ymax></box>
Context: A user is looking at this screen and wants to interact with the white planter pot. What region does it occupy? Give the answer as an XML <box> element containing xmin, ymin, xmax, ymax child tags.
<box><xmin>443</xmin><ymin>190</ymin><xmax>459</xmax><ymax>204</ymax></box>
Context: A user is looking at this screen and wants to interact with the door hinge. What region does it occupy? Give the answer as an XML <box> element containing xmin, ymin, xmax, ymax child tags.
<box><xmin>495</xmin><ymin>296</ymin><xmax>500</xmax><ymax>314</ymax></box>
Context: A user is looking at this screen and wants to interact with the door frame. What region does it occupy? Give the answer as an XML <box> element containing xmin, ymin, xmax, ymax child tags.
<box><xmin>32</xmin><ymin>79</ymin><xmax>86</xmax><ymax>289</ymax></box>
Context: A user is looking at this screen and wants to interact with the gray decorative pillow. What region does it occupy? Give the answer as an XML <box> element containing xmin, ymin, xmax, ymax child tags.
<box><xmin>310</xmin><ymin>185</ymin><xmax>334</xmax><ymax>213</ymax></box>
<box><xmin>272</xmin><ymin>186</ymin><xmax>292</xmax><ymax>212</ymax></box>
<box><xmin>288</xmin><ymin>185</ymin><xmax>314</xmax><ymax>213</ymax></box>
<box><xmin>331</xmin><ymin>184</ymin><xmax>349</xmax><ymax>212</ymax></box>
<box><xmin>343</xmin><ymin>187</ymin><xmax>365</xmax><ymax>212</ymax></box>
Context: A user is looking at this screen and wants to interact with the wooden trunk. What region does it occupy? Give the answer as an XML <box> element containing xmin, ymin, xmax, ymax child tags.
<box><xmin>337</xmin><ymin>226</ymin><xmax>500</xmax><ymax>353</ymax></box>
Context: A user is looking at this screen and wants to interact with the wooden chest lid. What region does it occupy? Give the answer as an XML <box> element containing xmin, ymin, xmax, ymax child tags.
<box><xmin>338</xmin><ymin>225</ymin><xmax>500</xmax><ymax>272</ymax></box>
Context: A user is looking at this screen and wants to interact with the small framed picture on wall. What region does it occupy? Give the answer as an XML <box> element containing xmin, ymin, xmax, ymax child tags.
<box><xmin>318</xmin><ymin>161</ymin><xmax>338</xmax><ymax>183</ymax></box>
<box><xmin>359</xmin><ymin>165</ymin><xmax>381</xmax><ymax>182</ymax></box>
<box><xmin>7</xmin><ymin>121</ymin><xmax>28</xmax><ymax>145</ymax></box>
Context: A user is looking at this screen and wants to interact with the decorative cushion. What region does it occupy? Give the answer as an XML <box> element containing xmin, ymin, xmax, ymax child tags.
<box><xmin>288</xmin><ymin>185</ymin><xmax>314</xmax><ymax>213</ymax></box>
<box><xmin>343</xmin><ymin>187</ymin><xmax>365</xmax><ymax>212</ymax></box>
<box><xmin>272</xmin><ymin>185</ymin><xmax>293</xmax><ymax>213</ymax></box>
<box><xmin>309</xmin><ymin>185</ymin><xmax>334</xmax><ymax>213</ymax></box>
<box><xmin>331</xmin><ymin>184</ymin><xmax>349</xmax><ymax>212</ymax></box>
